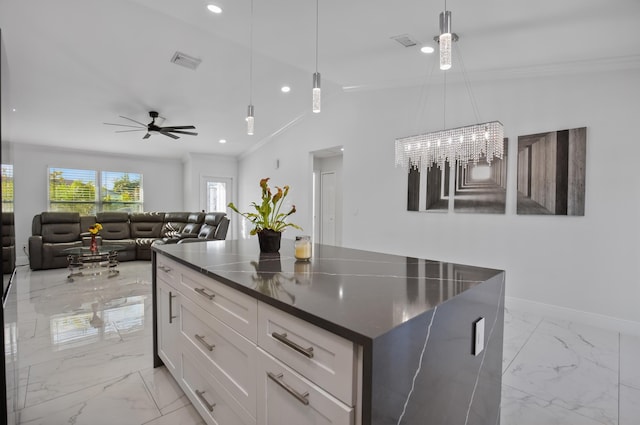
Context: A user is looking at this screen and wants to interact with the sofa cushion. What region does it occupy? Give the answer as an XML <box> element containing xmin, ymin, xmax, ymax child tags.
<box><xmin>40</xmin><ymin>212</ymin><xmax>81</xmax><ymax>243</ymax></box>
<box><xmin>181</xmin><ymin>212</ymin><xmax>205</xmax><ymax>235</ymax></box>
<box><xmin>161</xmin><ymin>212</ymin><xmax>192</xmax><ymax>237</ymax></box>
<box><xmin>96</xmin><ymin>212</ymin><xmax>130</xmax><ymax>240</ymax></box>
<box><xmin>130</xmin><ymin>212</ymin><xmax>165</xmax><ymax>238</ymax></box>
<box><xmin>42</xmin><ymin>240</ymin><xmax>83</xmax><ymax>269</ymax></box>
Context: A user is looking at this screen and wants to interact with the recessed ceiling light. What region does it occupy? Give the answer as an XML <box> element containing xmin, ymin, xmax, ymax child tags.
<box><xmin>219</xmin><ymin>139</ymin><xmax>227</xmax><ymax>144</ymax></box>
<box><xmin>207</xmin><ymin>4</ymin><xmax>222</xmax><ymax>14</ymax></box>
<box><xmin>281</xmin><ymin>86</ymin><xmax>291</xmax><ymax>93</ymax></box>
<box><xmin>420</xmin><ymin>45</ymin><xmax>435</xmax><ymax>54</ymax></box>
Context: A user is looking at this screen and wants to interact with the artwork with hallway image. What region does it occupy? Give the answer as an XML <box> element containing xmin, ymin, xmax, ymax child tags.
<box><xmin>407</xmin><ymin>160</ymin><xmax>450</xmax><ymax>212</ymax></box>
<box><xmin>407</xmin><ymin>139</ymin><xmax>507</xmax><ymax>214</ymax></box>
<box><xmin>453</xmin><ymin>139</ymin><xmax>508</xmax><ymax>214</ymax></box>
<box><xmin>517</xmin><ymin>127</ymin><xmax>586</xmax><ymax>215</ymax></box>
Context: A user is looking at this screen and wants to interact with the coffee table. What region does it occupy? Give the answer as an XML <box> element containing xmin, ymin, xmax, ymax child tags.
<box><xmin>63</xmin><ymin>245</ymin><xmax>125</xmax><ymax>281</ymax></box>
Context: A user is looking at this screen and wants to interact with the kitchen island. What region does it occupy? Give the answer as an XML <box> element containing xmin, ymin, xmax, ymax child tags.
<box><xmin>152</xmin><ymin>239</ymin><xmax>505</xmax><ymax>425</ymax></box>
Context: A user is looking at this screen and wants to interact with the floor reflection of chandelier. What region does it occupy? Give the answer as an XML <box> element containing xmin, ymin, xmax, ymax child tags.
<box><xmin>395</xmin><ymin>121</ymin><xmax>504</xmax><ymax>171</ymax></box>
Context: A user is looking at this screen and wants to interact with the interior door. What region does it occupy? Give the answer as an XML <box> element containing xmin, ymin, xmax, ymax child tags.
<box><xmin>321</xmin><ymin>172</ymin><xmax>336</xmax><ymax>246</ymax></box>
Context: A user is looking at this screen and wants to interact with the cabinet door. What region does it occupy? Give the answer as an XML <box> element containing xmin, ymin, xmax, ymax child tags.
<box><xmin>180</xmin><ymin>295</ymin><xmax>257</xmax><ymax>416</ymax></box>
<box><xmin>258</xmin><ymin>302</ymin><xmax>355</xmax><ymax>405</ymax></box>
<box><xmin>257</xmin><ymin>349</ymin><xmax>353</xmax><ymax>425</ymax></box>
<box><xmin>157</xmin><ymin>278</ymin><xmax>181</xmax><ymax>375</ymax></box>
<box><xmin>181</xmin><ymin>349</ymin><xmax>256</xmax><ymax>425</ymax></box>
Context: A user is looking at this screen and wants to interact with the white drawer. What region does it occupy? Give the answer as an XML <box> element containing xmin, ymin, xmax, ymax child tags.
<box><xmin>156</xmin><ymin>256</ymin><xmax>180</xmax><ymax>287</ymax></box>
<box><xmin>181</xmin><ymin>349</ymin><xmax>256</xmax><ymax>425</ymax></box>
<box><xmin>257</xmin><ymin>302</ymin><xmax>355</xmax><ymax>405</ymax></box>
<box><xmin>180</xmin><ymin>266</ymin><xmax>258</xmax><ymax>342</ymax></box>
<box><xmin>180</xmin><ymin>295</ymin><xmax>257</xmax><ymax>416</ymax></box>
<box><xmin>257</xmin><ymin>348</ymin><xmax>353</xmax><ymax>425</ymax></box>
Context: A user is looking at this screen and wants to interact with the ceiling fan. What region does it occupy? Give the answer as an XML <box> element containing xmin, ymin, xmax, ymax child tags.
<box><xmin>104</xmin><ymin>111</ymin><xmax>198</xmax><ymax>140</ymax></box>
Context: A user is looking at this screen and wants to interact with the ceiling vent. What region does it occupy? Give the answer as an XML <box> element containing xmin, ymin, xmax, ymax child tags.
<box><xmin>170</xmin><ymin>51</ymin><xmax>202</xmax><ymax>70</ymax></box>
<box><xmin>391</xmin><ymin>34</ymin><xmax>418</xmax><ymax>48</ymax></box>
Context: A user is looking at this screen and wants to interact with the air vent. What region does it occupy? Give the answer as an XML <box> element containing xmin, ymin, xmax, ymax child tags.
<box><xmin>391</xmin><ymin>34</ymin><xmax>418</xmax><ymax>48</ymax></box>
<box><xmin>170</xmin><ymin>51</ymin><xmax>202</xmax><ymax>70</ymax></box>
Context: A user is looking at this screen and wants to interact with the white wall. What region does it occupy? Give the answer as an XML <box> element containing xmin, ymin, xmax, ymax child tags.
<box><xmin>236</xmin><ymin>67</ymin><xmax>640</xmax><ymax>328</ymax></box>
<box><xmin>182</xmin><ymin>152</ymin><xmax>238</xmax><ymax>237</ymax></box>
<box><xmin>12</xmin><ymin>142</ymin><xmax>183</xmax><ymax>264</ymax></box>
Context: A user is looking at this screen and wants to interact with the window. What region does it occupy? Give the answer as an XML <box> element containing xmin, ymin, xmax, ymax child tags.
<box><xmin>206</xmin><ymin>181</ymin><xmax>228</xmax><ymax>212</ymax></box>
<box><xmin>1</xmin><ymin>164</ymin><xmax>14</xmax><ymax>212</ymax></box>
<box><xmin>101</xmin><ymin>171</ymin><xmax>143</xmax><ymax>212</ymax></box>
<box><xmin>48</xmin><ymin>168</ymin><xmax>143</xmax><ymax>214</ymax></box>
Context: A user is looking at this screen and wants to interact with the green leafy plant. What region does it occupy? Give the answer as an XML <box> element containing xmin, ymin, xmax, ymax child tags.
<box><xmin>228</xmin><ymin>178</ymin><xmax>302</xmax><ymax>235</ymax></box>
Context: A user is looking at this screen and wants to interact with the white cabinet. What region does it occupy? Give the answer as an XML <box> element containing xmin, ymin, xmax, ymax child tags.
<box><xmin>181</xmin><ymin>349</ymin><xmax>256</xmax><ymax>425</ymax></box>
<box><xmin>179</xmin><ymin>294</ymin><xmax>257</xmax><ymax>416</ymax></box>
<box><xmin>156</xmin><ymin>278</ymin><xmax>181</xmax><ymax>375</ymax></box>
<box><xmin>256</xmin><ymin>349</ymin><xmax>354</xmax><ymax>425</ymax></box>
<box><xmin>179</xmin><ymin>262</ymin><xmax>258</xmax><ymax>342</ymax></box>
<box><xmin>155</xmin><ymin>254</ymin><xmax>360</xmax><ymax>425</ymax></box>
<box><xmin>257</xmin><ymin>302</ymin><xmax>356</xmax><ymax>405</ymax></box>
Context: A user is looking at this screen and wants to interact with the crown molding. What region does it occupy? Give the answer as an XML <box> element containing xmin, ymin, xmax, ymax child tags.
<box><xmin>342</xmin><ymin>55</ymin><xmax>640</xmax><ymax>93</ymax></box>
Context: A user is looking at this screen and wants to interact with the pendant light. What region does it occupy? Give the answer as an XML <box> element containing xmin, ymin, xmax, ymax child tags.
<box><xmin>246</xmin><ymin>0</ymin><xmax>255</xmax><ymax>135</ymax></box>
<box><xmin>312</xmin><ymin>0</ymin><xmax>321</xmax><ymax>113</ymax></box>
<box><xmin>395</xmin><ymin>2</ymin><xmax>504</xmax><ymax>172</ymax></box>
<box><xmin>439</xmin><ymin>10</ymin><xmax>452</xmax><ymax>70</ymax></box>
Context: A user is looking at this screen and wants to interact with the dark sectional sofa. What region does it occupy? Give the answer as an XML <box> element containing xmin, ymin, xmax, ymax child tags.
<box><xmin>29</xmin><ymin>211</ymin><xmax>229</xmax><ymax>270</ymax></box>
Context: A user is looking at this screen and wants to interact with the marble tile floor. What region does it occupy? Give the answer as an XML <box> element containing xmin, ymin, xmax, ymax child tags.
<box><xmin>9</xmin><ymin>262</ymin><xmax>640</xmax><ymax>425</ymax></box>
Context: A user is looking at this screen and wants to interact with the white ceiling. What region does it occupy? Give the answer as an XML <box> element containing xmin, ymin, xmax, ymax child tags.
<box><xmin>1</xmin><ymin>0</ymin><xmax>639</xmax><ymax>159</ymax></box>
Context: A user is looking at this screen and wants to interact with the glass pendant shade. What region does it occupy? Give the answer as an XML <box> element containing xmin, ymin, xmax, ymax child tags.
<box><xmin>246</xmin><ymin>104</ymin><xmax>254</xmax><ymax>135</ymax></box>
<box><xmin>312</xmin><ymin>72</ymin><xmax>321</xmax><ymax>113</ymax></box>
<box><xmin>439</xmin><ymin>10</ymin><xmax>452</xmax><ymax>70</ymax></box>
<box><xmin>439</xmin><ymin>33</ymin><xmax>452</xmax><ymax>70</ymax></box>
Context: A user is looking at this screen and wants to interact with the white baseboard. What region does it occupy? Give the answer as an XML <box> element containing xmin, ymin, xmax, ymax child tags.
<box><xmin>506</xmin><ymin>296</ymin><xmax>640</xmax><ymax>337</ymax></box>
<box><xmin>15</xmin><ymin>254</ymin><xmax>29</xmax><ymax>268</ymax></box>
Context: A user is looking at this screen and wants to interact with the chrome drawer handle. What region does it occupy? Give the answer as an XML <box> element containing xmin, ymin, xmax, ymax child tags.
<box><xmin>195</xmin><ymin>389</ymin><xmax>216</xmax><ymax>412</ymax></box>
<box><xmin>194</xmin><ymin>287</ymin><xmax>215</xmax><ymax>300</ymax></box>
<box><xmin>267</xmin><ymin>372</ymin><xmax>310</xmax><ymax>406</ymax></box>
<box><xmin>169</xmin><ymin>292</ymin><xmax>178</xmax><ymax>324</ymax></box>
<box><xmin>272</xmin><ymin>332</ymin><xmax>314</xmax><ymax>358</ymax></box>
<box><xmin>159</xmin><ymin>265</ymin><xmax>172</xmax><ymax>272</ymax></box>
<box><xmin>195</xmin><ymin>334</ymin><xmax>215</xmax><ymax>352</ymax></box>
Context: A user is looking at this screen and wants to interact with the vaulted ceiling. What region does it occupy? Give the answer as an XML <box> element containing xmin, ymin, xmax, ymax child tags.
<box><xmin>1</xmin><ymin>0</ymin><xmax>639</xmax><ymax>159</ymax></box>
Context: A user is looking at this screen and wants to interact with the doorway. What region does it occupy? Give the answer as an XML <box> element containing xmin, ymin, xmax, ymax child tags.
<box><xmin>200</xmin><ymin>176</ymin><xmax>233</xmax><ymax>238</ymax></box>
<box><xmin>312</xmin><ymin>148</ymin><xmax>343</xmax><ymax>246</ymax></box>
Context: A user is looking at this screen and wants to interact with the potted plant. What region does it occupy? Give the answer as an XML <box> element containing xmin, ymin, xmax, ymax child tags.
<box><xmin>228</xmin><ymin>178</ymin><xmax>302</xmax><ymax>253</ymax></box>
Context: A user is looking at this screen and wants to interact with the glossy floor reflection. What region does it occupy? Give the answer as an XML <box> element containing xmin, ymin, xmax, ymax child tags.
<box><xmin>12</xmin><ymin>262</ymin><xmax>640</xmax><ymax>424</ymax></box>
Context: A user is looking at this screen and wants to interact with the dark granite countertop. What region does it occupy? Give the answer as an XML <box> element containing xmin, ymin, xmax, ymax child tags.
<box><xmin>153</xmin><ymin>239</ymin><xmax>503</xmax><ymax>345</ymax></box>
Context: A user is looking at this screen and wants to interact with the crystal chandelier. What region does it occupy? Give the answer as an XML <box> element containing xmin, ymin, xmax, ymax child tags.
<box><xmin>395</xmin><ymin>4</ymin><xmax>504</xmax><ymax>172</ymax></box>
<box><xmin>395</xmin><ymin>121</ymin><xmax>504</xmax><ymax>170</ymax></box>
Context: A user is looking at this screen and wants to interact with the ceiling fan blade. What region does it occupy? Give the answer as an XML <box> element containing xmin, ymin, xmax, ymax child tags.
<box><xmin>142</xmin><ymin>133</ymin><xmax>151</xmax><ymax>140</ymax></box>
<box><xmin>119</xmin><ymin>115</ymin><xmax>148</xmax><ymax>127</ymax></box>
<box><xmin>160</xmin><ymin>125</ymin><xmax>196</xmax><ymax>130</ymax></box>
<box><xmin>167</xmin><ymin>130</ymin><xmax>198</xmax><ymax>136</ymax></box>
<box><xmin>104</xmin><ymin>122</ymin><xmax>145</xmax><ymax>128</ymax></box>
<box><xmin>158</xmin><ymin>130</ymin><xmax>179</xmax><ymax>140</ymax></box>
<box><xmin>115</xmin><ymin>129</ymin><xmax>146</xmax><ymax>133</ymax></box>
